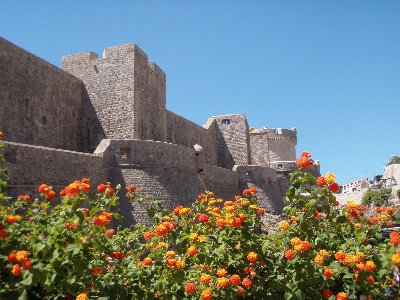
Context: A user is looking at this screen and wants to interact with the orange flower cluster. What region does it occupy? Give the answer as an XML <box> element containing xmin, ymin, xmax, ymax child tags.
<box><xmin>38</xmin><ymin>184</ymin><xmax>56</xmax><ymax>200</ymax></box>
<box><xmin>322</xmin><ymin>289</ymin><xmax>333</xmax><ymax>298</ymax></box>
<box><xmin>216</xmin><ymin>267</ymin><xmax>228</xmax><ymax>277</ymax></box>
<box><xmin>17</xmin><ymin>194</ymin><xmax>30</xmax><ymax>202</ymax></box>
<box><xmin>76</xmin><ymin>291</ymin><xmax>89</xmax><ymax>300</ymax></box>
<box><xmin>316</xmin><ymin>172</ymin><xmax>340</xmax><ymax>193</ymax></box>
<box><xmin>185</xmin><ymin>282</ymin><xmax>196</xmax><ymax>294</ymax></box>
<box><xmin>247</xmin><ymin>252</ymin><xmax>258</xmax><ymax>263</ymax></box>
<box><xmin>392</xmin><ymin>254</ymin><xmax>400</xmax><ymax>265</ymax></box>
<box><xmin>198</xmin><ymin>213</ymin><xmax>209</xmax><ymax>223</ymax></box>
<box><xmin>0</xmin><ymin>131</ymin><xmax>2</xmax><ymax>140</ymax></box>
<box><xmin>314</xmin><ymin>255</ymin><xmax>324</xmax><ymax>265</ymax></box>
<box><xmin>336</xmin><ymin>291</ymin><xmax>348</xmax><ymax>300</ymax></box>
<box><xmin>93</xmin><ymin>212</ymin><xmax>112</xmax><ymax>227</ymax></box>
<box><xmin>90</xmin><ymin>266</ymin><xmax>104</xmax><ymax>276</ymax></box>
<box><xmin>154</xmin><ymin>220</ymin><xmax>176</xmax><ymax>237</ymax></box>
<box><xmin>143</xmin><ymin>230</ymin><xmax>155</xmax><ymax>241</ymax></box>
<box><xmin>141</xmin><ymin>257</ymin><xmax>153</xmax><ymax>266</ymax></box>
<box><xmin>230</xmin><ymin>274</ymin><xmax>241</xmax><ymax>286</ymax></box>
<box><xmin>284</xmin><ymin>249</ymin><xmax>295</xmax><ymax>260</ymax></box>
<box><xmin>295</xmin><ymin>151</ymin><xmax>314</xmax><ymax>168</ymax></box>
<box><xmin>8</xmin><ymin>250</ymin><xmax>33</xmax><ymax>276</ymax></box>
<box><xmin>6</xmin><ymin>215</ymin><xmax>22</xmax><ymax>224</ymax></box>
<box><xmin>199</xmin><ymin>274</ymin><xmax>211</xmax><ymax>284</ymax></box>
<box><xmin>279</xmin><ymin>221</ymin><xmax>289</xmax><ymax>230</ymax></box>
<box><xmin>104</xmin><ymin>229</ymin><xmax>115</xmax><ymax>238</ymax></box>
<box><xmin>242</xmin><ymin>277</ymin><xmax>253</xmax><ymax>289</ymax></box>
<box><xmin>60</xmin><ymin>178</ymin><xmax>91</xmax><ymax>197</ymax></box>
<box><xmin>242</xmin><ymin>187</ymin><xmax>257</xmax><ymax>196</ymax></box>
<box><xmin>200</xmin><ymin>289</ymin><xmax>212</xmax><ymax>300</ymax></box>
<box><xmin>290</xmin><ymin>237</ymin><xmax>311</xmax><ymax>253</ymax></box>
<box><xmin>323</xmin><ymin>268</ymin><xmax>333</xmax><ymax>279</ymax></box>
<box><xmin>97</xmin><ymin>182</ymin><xmax>115</xmax><ymax>196</ymax></box>
<box><xmin>187</xmin><ymin>246</ymin><xmax>198</xmax><ymax>257</ymax></box>
<box><xmin>172</xmin><ymin>205</ymin><xmax>191</xmax><ymax>216</ymax></box>
<box><xmin>65</xmin><ymin>222</ymin><xmax>79</xmax><ymax>230</ymax></box>
<box><xmin>217</xmin><ymin>277</ymin><xmax>229</xmax><ymax>288</ymax></box>
<box><xmin>125</xmin><ymin>185</ymin><xmax>140</xmax><ymax>198</ymax></box>
<box><xmin>0</xmin><ymin>223</ymin><xmax>7</xmax><ymax>239</ymax></box>
<box><xmin>344</xmin><ymin>200</ymin><xmax>367</xmax><ymax>220</ymax></box>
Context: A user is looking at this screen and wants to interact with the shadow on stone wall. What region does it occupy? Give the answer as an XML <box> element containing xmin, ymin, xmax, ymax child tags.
<box><xmin>81</xmin><ymin>86</ymin><xmax>106</xmax><ymax>153</ymax></box>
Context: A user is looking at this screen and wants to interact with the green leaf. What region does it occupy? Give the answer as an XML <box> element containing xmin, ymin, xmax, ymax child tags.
<box><xmin>66</xmin><ymin>244</ymin><xmax>81</xmax><ymax>256</ymax></box>
<box><xmin>18</xmin><ymin>289</ymin><xmax>27</xmax><ymax>300</ymax></box>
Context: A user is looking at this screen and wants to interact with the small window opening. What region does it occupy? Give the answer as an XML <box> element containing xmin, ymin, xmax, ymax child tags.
<box><xmin>221</xmin><ymin>119</ymin><xmax>230</xmax><ymax>125</ymax></box>
<box><xmin>196</xmin><ymin>153</ymin><xmax>199</xmax><ymax>156</ymax></box>
<box><xmin>246</xmin><ymin>171</ymin><xmax>251</xmax><ymax>176</ymax></box>
<box><xmin>42</xmin><ymin>116</ymin><xmax>47</xmax><ymax>125</ymax></box>
<box><xmin>119</xmin><ymin>147</ymin><xmax>130</xmax><ymax>158</ymax></box>
<box><xmin>278</xmin><ymin>164</ymin><xmax>283</xmax><ymax>169</ymax></box>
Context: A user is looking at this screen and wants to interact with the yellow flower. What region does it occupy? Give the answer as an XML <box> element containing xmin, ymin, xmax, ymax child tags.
<box><xmin>325</xmin><ymin>172</ymin><xmax>336</xmax><ymax>184</ymax></box>
<box><xmin>319</xmin><ymin>249</ymin><xmax>329</xmax><ymax>257</ymax></box>
<box><xmin>189</xmin><ymin>233</ymin><xmax>198</xmax><ymax>241</ymax></box>
<box><xmin>76</xmin><ymin>291</ymin><xmax>89</xmax><ymax>300</ymax></box>
<box><xmin>314</xmin><ymin>255</ymin><xmax>324</xmax><ymax>265</ymax></box>
<box><xmin>241</xmin><ymin>199</ymin><xmax>250</xmax><ymax>206</ymax></box>
<box><xmin>198</xmin><ymin>235</ymin><xmax>206</xmax><ymax>242</ymax></box>
<box><xmin>279</xmin><ymin>221</ymin><xmax>289</xmax><ymax>231</ymax></box>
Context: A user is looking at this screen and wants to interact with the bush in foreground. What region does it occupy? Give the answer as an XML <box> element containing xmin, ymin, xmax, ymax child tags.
<box><xmin>1</xmin><ymin>134</ymin><xmax>400</xmax><ymax>299</ymax></box>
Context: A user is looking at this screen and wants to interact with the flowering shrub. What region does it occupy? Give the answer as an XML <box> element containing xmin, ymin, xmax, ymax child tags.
<box><xmin>1</xmin><ymin>133</ymin><xmax>400</xmax><ymax>299</ymax></box>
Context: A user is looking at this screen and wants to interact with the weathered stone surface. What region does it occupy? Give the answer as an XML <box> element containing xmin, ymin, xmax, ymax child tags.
<box><xmin>0</xmin><ymin>37</ymin><xmax>307</xmax><ymax>227</ymax></box>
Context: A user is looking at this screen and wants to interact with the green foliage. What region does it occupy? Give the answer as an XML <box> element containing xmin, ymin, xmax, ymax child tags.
<box><xmin>1</xmin><ymin>142</ymin><xmax>400</xmax><ymax>299</ymax></box>
<box><xmin>362</xmin><ymin>188</ymin><xmax>392</xmax><ymax>206</ymax></box>
<box><xmin>386</xmin><ymin>155</ymin><xmax>400</xmax><ymax>166</ymax></box>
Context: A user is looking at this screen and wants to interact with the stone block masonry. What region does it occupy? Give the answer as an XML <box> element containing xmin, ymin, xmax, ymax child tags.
<box><xmin>0</xmin><ymin>37</ymin><xmax>83</xmax><ymax>152</ymax></box>
<box><xmin>1</xmin><ymin>141</ymin><xmax>108</xmax><ymax>200</ymax></box>
<box><xmin>0</xmin><ymin>36</ymin><xmax>311</xmax><ymax>226</ymax></box>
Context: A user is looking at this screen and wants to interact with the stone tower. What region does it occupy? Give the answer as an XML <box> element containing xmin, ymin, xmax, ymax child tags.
<box><xmin>62</xmin><ymin>43</ymin><xmax>166</xmax><ymax>153</ymax></box>
<box><xmin>205</xmin><ymin>114</ymin><xmax>251</xmax><ymax>170</ymax></box>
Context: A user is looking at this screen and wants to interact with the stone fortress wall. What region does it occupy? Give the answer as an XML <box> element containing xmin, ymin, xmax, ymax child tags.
<box><xmin>0</xmin><ymin>37</ymin><xmax>318</xmax><ymax>226</ymax></box>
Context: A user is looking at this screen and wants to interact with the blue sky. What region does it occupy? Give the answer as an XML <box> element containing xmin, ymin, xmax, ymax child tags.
<box><xmin>1</xmin><ymin>0</ymin><xmax>399</xmax><ymax>185</ymax></box>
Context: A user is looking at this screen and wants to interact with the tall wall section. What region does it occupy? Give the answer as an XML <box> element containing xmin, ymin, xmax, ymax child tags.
<box><xmin>203</xmin><ymin>165</ymin><xmax>239</xmax><ymax>200</ymax></box>
<box><xmin>94</xmin><ymin>139</ymin><xmax>206</xmax><ymax>225</ymax></box>
<box><xmin>205</xmin><ymin>114</ymin><xmax>251</xmax><ymax>169</ymax></box>
<box><xmin>266</xmin><ymin>128</ymin><xmax>297</xmax><ymax>162</ymax></box>
<box><xmin>0</xmin><ymin>37</ymin><xmax>83</xmax><ymax>151</ymax></box>
<box><xmin>165</xmin><ymin>110</ymin><xmax>217</xmax><ymax>166</ymax></box>
<box><xmin>1</xmin><ymin>141</ymin><xmax>108</xmax><ymax>200</ymax></box>
<box><xmin>234</xmin><ymin>165</ymin><xmax>284</xmax><ymax>214</ymax></box>
<box><xmin>249</xmin><ymin>129</ymin><xmax>270</xmax><ymax>167</ymax></box>
<box><xmin>62</xmin><ymin>43</ymin><xmax>166</xmax><ymax>153</ymax></box>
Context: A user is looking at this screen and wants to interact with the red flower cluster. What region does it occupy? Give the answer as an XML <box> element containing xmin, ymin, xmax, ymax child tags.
<box><xmin>0</xmin><ymin>223</ymin><xmax>7</xmax><ymax>239</ymax></box>
<box><xmin>8</xmin><ymin>250</ymin><xmax>33</xmax><ymax>276</ymax></box>
<box><xmin>97</xmin><ymin>183</ymin><xmax>115</xmax><ymax>196</ymax></box>
<box><xmin>390</xmin><ymin>231</ymin><xmax>400</xmax><ymax>246</ymax></box>
<box><xmin>198</xmin><ymin>214</ymin><xmax>209</xmax><ymax>223</ymax></box>
<box><xmin>17</xmin><ymin>194</ymin><xmax>30</xmax><ymax>202</ymax></box>
<box><xmin>295</xmin><ymin>151</ymin><xmax>314</xmax><ymax>168</ymax></box>
<box><xmin>65</xmin><ymin>223</ymin><xmax>79</xmax><ymax>230</ymax></box>
<box><xmin>243</xmin><ymin>187</ymin><xmax>257</xmax><ymax>196</ymax></box>
<box><xmin>185</xmin><ymin>282</ymin><xmax>196</xmax><ymax>294</ymax></box>
<box><xmin>38</xmin><ymin>184</ymin><xmax>56</xmax><ymax>200</ymax></box>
